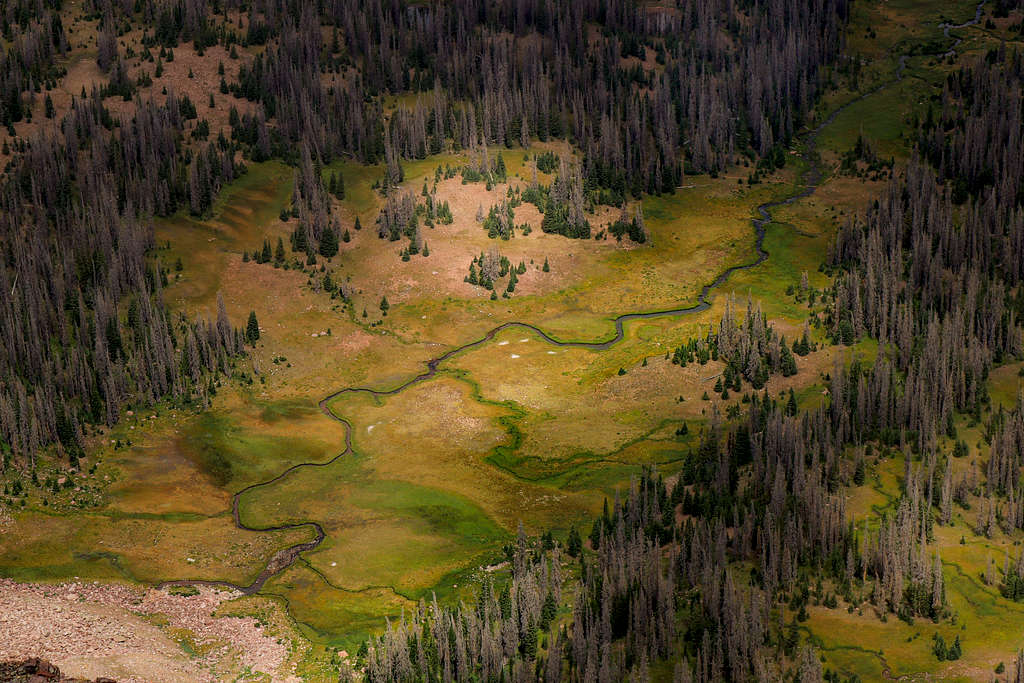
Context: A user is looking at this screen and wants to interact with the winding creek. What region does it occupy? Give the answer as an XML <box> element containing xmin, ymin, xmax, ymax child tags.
<box><xmin>157</xmin><ymin>88</ymin><xmax>849</xmax><ymax>596</ymax></box>
<box><xmin>158</xmin><ymin>2</ymin><xmax>988</xmax><ymax>619</ymax></box>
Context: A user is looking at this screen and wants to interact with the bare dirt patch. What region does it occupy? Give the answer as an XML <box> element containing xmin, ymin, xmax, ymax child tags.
<box><xmin>0</xmin><ymin>579</ymin><xmax>296</xmax><ymax>683</ymax></box>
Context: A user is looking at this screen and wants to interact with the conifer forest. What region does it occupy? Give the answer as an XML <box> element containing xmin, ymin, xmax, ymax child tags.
<box><xmin>2</xmin><ymin>0</ymin><xmax>1024</xmax><ymax>681</ymax></box>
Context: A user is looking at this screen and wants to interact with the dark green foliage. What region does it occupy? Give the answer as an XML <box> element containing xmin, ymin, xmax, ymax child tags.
<box><xmin>259</xmin><ymin>239</ymin><xmax>273</xmax><ymax>264</ymax></box>
<box><xmin>932</xmin><ymin>634</ymin><xmax>961</xmax><ymax>661</ymax></box>
<box><xmin>319</xmin><ymin>227</ymin><xmax>339</xmax><ymax>258</ymax></box>
<box><xmin>494</xmin><ymin>153</ymin><xmax>507</xmax><ymax>182</ymax></box>
<box><xmin>246</xmin><ymin>311</ymin><xmax>260</xmax><ymax>343</ymax></box>
<box><xmin>837</xmin><ymin>319</ymin><xmax>855</xmax><ymax>345</ymax></box>
<box><xmin>482</xmin><ymin>202</ymin><xmax>514</xmax><ymax>239</ymax></box>
<box><xmin>793</xmin><ymin>332</ymin><xmax>811</xmax><ymax>356</ymax></box>
<box><xmin>1001</xmin><ymin>567</ymin><xmax>1024</xmax><ymax>601</ymax></box>
<box><xmin>540</xmin><ymin>201</ymin><xmax>590</xmax><ymax>239</ymax></box>
<box><xmin>291</xmin><ymin>224</ymin><xmax>308</xmax><ymax>253</ymax></box>
<box><xmin>853</xmin><ymin>455</ymin><xmax>866</xmax><ymax>486</ymax></box>
<box><xmin>780</xmin><ymin>342</ymin><xmax>798</xmax><ymax>377</ymax></box>
<box><xmin>566</xmin><ymin>526</ymin><xmax>582</xmax><ymax>557</ymax></box>
<box><xmin>535</xmin><ymin>152</ymin><xmax>559</xmax><ymax>173</ymax></box>
<box><xmin>329</xmin><ymin>171</ymin><xmax>345</xmax><ymax>199</ymax></box>
<box><xmin>609</xmin><ymin>210</ymin><xmax>647</xmax><ymax>243</ymax></box>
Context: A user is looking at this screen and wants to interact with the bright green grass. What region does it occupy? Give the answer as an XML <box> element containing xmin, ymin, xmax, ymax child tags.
<box><xmin>807</xmin><ymin>356</ymin><xmax>1024</xmax><ymax>679</ymax></box>
<box><xmin>182</xmin><ymin>410</ymin><xmax>336</xmax><ymax>490</ymax></box>
<box><xmin>262</xmin><ymin>562</ymin><xmax>412</xmax><ymax>650</ymax></box>
<box><xmin>304</xmin><ymin>479</ymin><xmax>507</xmax><ymax>596</ymax></box>
<box><xmin>808</xmin><ymin>521</ymin><xmax>1024</xmax><ymax>681</ymax></box>
<box><xmin>321</xmin><ymin>159</ymin><xmax>382</xmax><ymax>219</ymax></box>
<box><xmin>988</xmin><ymin>361</ymin><xmax>1024</xmax><ymax>410</ymax></box>
<box><xmin>815</xmin><ymin>77</ymin><xmax>931</xmax><ymax>159</ymax></box>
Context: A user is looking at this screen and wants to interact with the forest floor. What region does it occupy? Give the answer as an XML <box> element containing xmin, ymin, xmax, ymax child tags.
<box><xmin>1</xmin><ymin>0</ymin><xmax>1024</xmax><ymax>680</ymax></box>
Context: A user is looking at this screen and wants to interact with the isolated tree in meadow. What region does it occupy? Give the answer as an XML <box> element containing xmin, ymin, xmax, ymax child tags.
<box><xmin>319</xmin><ymin>226</ymin><xmax>339</xmax><ymax>258</ymax></box>
<box><xmin>780</xmin><ymin>343</ymin><xmax>798</xmax><ymax>376</ymax></box>
<box><xmin>246</xmin><ymin>311</ymin><xmax>260</xmax><ymax>343</ymax></box>
<box><xmin>566</xmin><ymin>526</ymin><xmax>582</xmax><ymax>557</ymax></box>
<box><xmin>786</xmin><ymin>388</ymin><xmax>798</xmax><ymax>416</ymax></box>
<box><xmin>292</xmin><ymin>223</ymin><xmax>308</xmax><ymax>253</ymax></box>
<box><xmin>495</xmin><ymin>153</ymin><xmax>507</xmax><ymax>182</ymax></box>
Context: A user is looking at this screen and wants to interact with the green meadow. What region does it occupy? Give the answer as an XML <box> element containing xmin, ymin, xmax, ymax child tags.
<box><xmin>4</xmin><ymin>2</ymin><xmax>1024</xmax><ymax>675</ymax></box>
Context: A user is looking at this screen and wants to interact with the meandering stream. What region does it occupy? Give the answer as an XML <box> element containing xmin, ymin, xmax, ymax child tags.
<box><xmin>157</xmin><ymin>1</ymin><xmax>987</xmax><ymax>605</ymax></box>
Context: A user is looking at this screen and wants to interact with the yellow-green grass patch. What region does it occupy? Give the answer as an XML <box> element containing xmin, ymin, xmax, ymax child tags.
<box><xmin>0</xmin><ymin>509</ymin><xmax>310</xmax><ymax>586</ymax></box>
<box><xmin>988</xmin><ymin>361</ymin><xmax>1024</xmax><ymax>410</ymax></box>
<box><xmin>262</xmin><ymin>562</ymin><xmax>413</xmax><ymax>650</ymax></box>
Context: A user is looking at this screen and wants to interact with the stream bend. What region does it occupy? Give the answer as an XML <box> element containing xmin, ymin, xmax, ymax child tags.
<box><xmin>157</xmin><ymin>1</ymin><xmax>987</xmax><ymax>595</ymax></box>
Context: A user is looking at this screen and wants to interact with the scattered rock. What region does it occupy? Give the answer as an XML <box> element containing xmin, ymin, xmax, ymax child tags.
<box><xmin>1</xmin><ymin>579</ymin><xmax>293</xmax><ymax>682</ymax></box>
<box><xmin>0</xmin><ymin>657</ymin><xmax>116</xmax><ymax>682</ymax></box>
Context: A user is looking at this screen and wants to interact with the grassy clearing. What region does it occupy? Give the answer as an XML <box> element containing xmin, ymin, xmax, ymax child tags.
<box><xmin>807</xmin><ymin>514</ymin><xmax>1024</xmax><ymax>682</ymax></box>
<box><xmin>3</xmin><ymin>134</ymin><xmax>847</xmax><ymax>643</ymax></box>
<box><xmin>809</xmin><ymin>388</ymin><xmax>1024</xmax><ymax>679</ymax></box>
<box><xmin>9</xmin><ymin>0</ymin><xmax>1017</xmax><ymax>656</ymax></box>
<box><xmin>815</xmin><ymin>77</ymin><xmax>927</xmax><ymax>160</ymax></box>
<box><xmin>180</xmin><ymin>407</ymin><xmax>341</xmax><ymax>490</ymax></box>
<box><xmin>0</xmin><ymin>508</ymin><xmax>310</xmax><ymax>586</ymax></box>
<box><xmin>262</xmin><ymin>562</ymin><xmax>414</xmax><ymax>650</ymax></box>
<box><xmin>330</xmin><ymin>144</ymin><xmax>792</xmax><ymax>346</ymax></box>
<box><xmin>988</xmin><ymin>361</ymin><xmax>1024</xmax><ymax>410</ymax></box>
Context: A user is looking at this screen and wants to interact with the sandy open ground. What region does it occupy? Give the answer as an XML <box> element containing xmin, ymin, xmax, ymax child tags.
<box><xmin>0</xmin><ymin>579</ymin><xmax>300</xmax><ymax>683</ymax></box>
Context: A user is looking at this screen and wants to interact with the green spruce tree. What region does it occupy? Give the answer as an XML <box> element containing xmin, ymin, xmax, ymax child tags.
<box><xmin>319</xmin><ymin>228</ymin><xmax>339</xmax><ymax>258</ymax></box>
<box><xmin>274</xmin><ymin>237</ymin><xmax>286</xmax><ymax>266</ymax></box>
<box><xmin>246</xmin><ymin>311</ymin><xmax>260</xmax><ymax>343</ymax></box>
